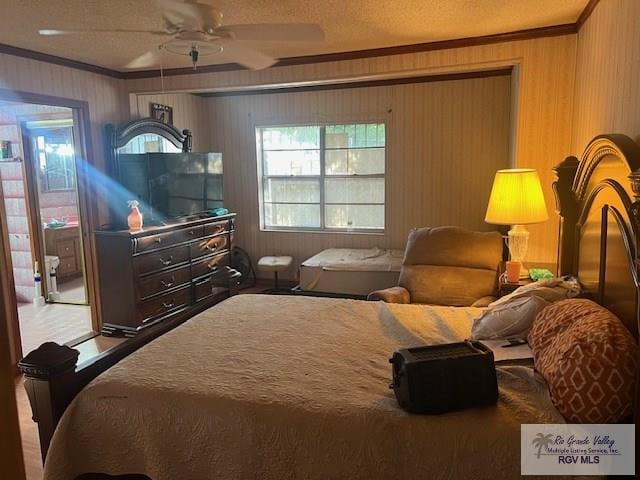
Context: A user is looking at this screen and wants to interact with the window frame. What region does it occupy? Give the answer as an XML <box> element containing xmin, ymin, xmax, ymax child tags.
<box><xmin>256</xmin><ymin>121</ymin><xmax>387</xmax><ymax>234</ymax></box>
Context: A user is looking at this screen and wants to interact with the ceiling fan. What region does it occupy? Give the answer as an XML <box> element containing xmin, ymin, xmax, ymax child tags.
<box><xmin>38</xmin><ymin>0</ymin><xmax>324</xmax><ymax>71</ymax></box>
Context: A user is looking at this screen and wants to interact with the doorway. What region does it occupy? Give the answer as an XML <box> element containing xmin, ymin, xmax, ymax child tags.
<box><xmin>22</xmin><ymin>116</ymin><xmax>88</xmax><ymax>305</ymax></box>
<box><xmin>0</xmin><ymin>96</ymin><xmax>96</xmax><ymax>358</ymax></box>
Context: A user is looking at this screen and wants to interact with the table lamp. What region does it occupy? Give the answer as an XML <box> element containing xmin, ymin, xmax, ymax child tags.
<box><xmin>485</xmin><ymin>168</ymin><xmax>548</xmax><ymax>278</ymax></box>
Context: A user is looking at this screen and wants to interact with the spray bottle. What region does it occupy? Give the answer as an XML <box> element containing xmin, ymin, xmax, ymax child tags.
<box><xmin>127</xmin><ymin>199</ymin><xmax>143</xmax><ymax>231</ymax></box>
<box><xmin>33</xmin><ymin>260</ymin><xmax>46</xmax><ymax>306</ymax></box>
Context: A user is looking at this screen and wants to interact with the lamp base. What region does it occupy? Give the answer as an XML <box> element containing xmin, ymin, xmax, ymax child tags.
<box><xmin>507</xmin><ymin>224</ymin><xmax>530</xmax><ymax>279</ymax></box>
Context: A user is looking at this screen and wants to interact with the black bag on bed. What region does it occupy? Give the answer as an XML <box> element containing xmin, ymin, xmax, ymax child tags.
<box><xmin>389</xmin><ymin>341</ymin><xmax>498</xmax><ymax>414</ymax></box>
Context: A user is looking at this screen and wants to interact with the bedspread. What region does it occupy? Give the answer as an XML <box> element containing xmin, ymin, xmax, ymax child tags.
<box><xmin>44</xmin><ymin>295</ymin><xmax>565</xmax><ymax>480</ymax></box>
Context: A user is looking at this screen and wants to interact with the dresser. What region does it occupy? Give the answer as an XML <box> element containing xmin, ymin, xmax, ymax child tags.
<box><xmin>94</xmin><ymin>214</ymin><xmax>236</xmax><ymax>336</ymax></box>
<box><xmin>44</xmin><ymin>225</ymin><xmax>83</xmax><ymax>280</ymax></box>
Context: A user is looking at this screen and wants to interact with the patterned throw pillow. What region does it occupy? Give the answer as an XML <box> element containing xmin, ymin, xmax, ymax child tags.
<box><xmin>528</xmin><ymin>299</ymin><xmax>639</xmax><ymax>423</ymax></box>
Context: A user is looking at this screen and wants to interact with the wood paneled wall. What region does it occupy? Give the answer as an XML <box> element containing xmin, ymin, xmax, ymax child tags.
<box><xmin>127</xmin><ymin>34</ymin><xmax>577</xmax><ymax>265</ymax></box>
<box><xmin>0</xmin><ymin>53</ymin><xmax>128</xmax><ymax>224</ymax></box>
<box><xmin>0</xmin><ymin>33</ymin><xmax>579</xmax><ymax>271</ymax></box>
<box><xmin>132</xmin><ymin>93</ymin><xmax>211</xmax><ymax>152</ymax></box>
<box><xmin>572</xmin><ymin>0</ymin><xmax>640</xmax><ymax>154</ymax></box>
<box><xmin>206</xmin><ymin>76</ymin><xmax>511</xmax><ymax>278</ymax></box>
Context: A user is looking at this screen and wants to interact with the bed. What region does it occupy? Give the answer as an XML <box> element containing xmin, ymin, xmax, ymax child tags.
<box><xmin>20</xmin><ymin>134</ymin><xmax>640</xmax><ymax>479</ymax></box>
<box><xmin>45</xmin><ymin>297</ymin><xmax>562</xmax><ymax>480</ymax></box>
<box><xmin>298</xmin><ymin>248</ymin><xmax>403</xmax><ymax>296</ymax></box>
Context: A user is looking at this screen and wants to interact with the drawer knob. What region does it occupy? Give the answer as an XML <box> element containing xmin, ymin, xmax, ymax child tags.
<box><xmin>160</xmin><ymin>276</ymin><xmax>176</xmax><ymax>288</ymax></box>
<box><xmin>188</xmin><ymin>230</ymin><xmax>195</xmax><ymax>235</ymax></box>
<box><xmin>159</xmin><ymin>255</ymin><xmax>174</xmax><ymax>266</ymax></box>
<box><xmin>161</xmin><ymin>299</ymin><xmax>175</xmax><ymax>310</ymax></box>
<box><xmin>154</xmin><ymin>238</ymin><xmax>163</xmax><ymax>244</ymax></box>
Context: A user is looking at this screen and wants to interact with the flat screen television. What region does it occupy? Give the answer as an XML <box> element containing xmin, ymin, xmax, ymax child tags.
<box><xmin>111</xmin><ymin>152</ymin><xmax>223</xmax><ymax>228</ymax></box>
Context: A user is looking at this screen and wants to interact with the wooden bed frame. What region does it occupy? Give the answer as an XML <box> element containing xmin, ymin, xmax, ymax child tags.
<box><xmin>18</xmin><ymin>134</ymin><xmax>640</xmax><ymax>468</ymax></box>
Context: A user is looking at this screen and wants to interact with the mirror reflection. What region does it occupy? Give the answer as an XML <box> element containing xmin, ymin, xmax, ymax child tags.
<box><xmin>24</xmin><ymin>118</ymin><xmax>88</xmax><ymax>305</ymax></box>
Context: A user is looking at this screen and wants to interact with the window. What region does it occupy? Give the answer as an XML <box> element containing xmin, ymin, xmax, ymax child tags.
<box><xmin>33</xmin><ymin>126</ymin><xmax>76</xmax><ymax>192</ymax></box>
<box><xmin>257</xmin><ymin>123</ymin><xmax>385</xmax><ymax>232</ymax></box>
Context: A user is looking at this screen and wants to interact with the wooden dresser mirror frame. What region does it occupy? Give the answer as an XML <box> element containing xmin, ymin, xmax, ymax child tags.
<box><xmin>18</xmin><ymin>133</ymin><xmax>640</xmax><ymax>464</ymax></box>
<box><xmin>107</xmin><ymin>117</ymin><xmax>192</xmax><ymax>154</ymax></box>
<box><xmin>104</xmin><ymin>117</ymin><xmax>193</xmax><ymax>230</ymax></box>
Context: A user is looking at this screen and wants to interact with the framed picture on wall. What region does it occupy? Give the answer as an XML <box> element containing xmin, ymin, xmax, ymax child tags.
<box><xmin>150</xmin><ymin>103</ymin><xmax>173</xmax><ymax>125</ymax></box>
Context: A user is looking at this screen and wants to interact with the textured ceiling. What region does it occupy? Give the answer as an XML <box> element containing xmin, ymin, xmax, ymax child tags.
<box><xmin>0</xmin><ymin>0</ymin><xmax>588</xmax><ymax>71</ymax></box>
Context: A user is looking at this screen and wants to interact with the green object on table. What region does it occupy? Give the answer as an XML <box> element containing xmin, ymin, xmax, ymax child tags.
<box><xmin>209</xmin><ymin>207</ymin><xmax>229</xmax><ymax>217</ymax></box>
<box><xmin>529</xmin><ymin>268</ymin><xmax>554</xmax><ymax>281</ymax></box>
<box><xmin>46</xmin><ymin>219</ymin><xmax>66</xmax><ymax>228</ymax></box>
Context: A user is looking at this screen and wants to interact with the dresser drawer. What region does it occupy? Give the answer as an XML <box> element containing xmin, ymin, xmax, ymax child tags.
<box><xmin>57</xmin><ymin>239</ymin><xmax>76</xmax><ymax>258</ymax></box>
<box><xmin>192</xmin><ymin>252</ymin><xmax>229</xmax><ymax>279</ymax></box>
<box><xmin>138</xmin><ymin>264</ymin><xmax>191</xmax><ymax>299</ymax></box>
<box><xmin>137</xmin><ymin>285</ymin><xmax>191</xmax><ymax>323</ymax></box>
<box><xmin>194</xmin><ymin>278</ymin><xmax>213</xmax><ymax>302</ymax></box>
<box><xmin>134</xmin><ymin>225</ymin><xmax>204</xmax><ymax>253</ymax></box>
<box><xmin>134</xmin><ymin>245</ymin><xmax>190</xmax><ymax>276</ymax></box>
<box><xmin>191</xmin><ymin>234</ymin><xmax>229</xmax><ymax>259</ymax></box>
<box><xmin>204</xmin><ymin>219</ymin><xmax>231</xmax><ymax>237</ymax></box>
<box><xmin>194</xmin><ymin>278</ymin><xmax>229</xmax><ymax>302</ymax></box>
<box><xmin>53</xmin><ymin>226</ymin><xmax>79</xmax><ymax>240</ymax></box>
<box><xmin>58</xmin><ymin>256</ymin><xmax>78</xmax><ymax>276</ymax></box>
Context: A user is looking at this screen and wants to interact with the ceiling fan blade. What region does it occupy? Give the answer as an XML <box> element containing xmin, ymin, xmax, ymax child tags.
<box><xmin>217</xmin><ymin>24</ymin><xmax>324</xmax><ymax>43</ymax></box>
<box><xmin>162</xmin><ymin>11</ymin><xmax>184</xmax><ymax>29</ymax></box>
<box><xmin>216</xmin><ymin>40</ymin><xmax>276</xmax><ymax>70</ymax></box>
<box><xmin>124</xmin><ymin>49</ymin><xmax>162</xmax><ymax>69</ymax></box>
<box><xmin>155</xmin><ymin>0</ymin><xmax>220</xmax><ymax>30</ymax></box>
<box><xmin>39</xmin><ymin>28</ymin><xmax>168</xmax><ymax>36</ymax></box>
<box><xmin>156</xmin><ymin>0</ymin><xmax>201</xmax><ymax>29</ymax></box>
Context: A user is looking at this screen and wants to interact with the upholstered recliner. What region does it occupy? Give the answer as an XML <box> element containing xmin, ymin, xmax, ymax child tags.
<box><xmin>368</xmin><ymin>226</ymin><xmax>503</xmax><ymax>307</ymax></box>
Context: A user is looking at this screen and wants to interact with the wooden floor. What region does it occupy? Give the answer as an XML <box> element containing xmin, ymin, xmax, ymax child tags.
<box><xmin>16</xmin><ymin>375</ymin><xmax>43</xmax><ymax>480</ymax></box>
<box><xmin>18</xmin><ymin>302</ymin><xmax>92</xmax><ymax>354</ymax></box>
<box><xmin>55</xmin><ymin>276</ymin><xmax>88</xmax><ymax>303</ymax></box>
<box><xmin>15</xmin><ymin>282</ymin><xmax>283</xmax><ymax>480</ymax></box>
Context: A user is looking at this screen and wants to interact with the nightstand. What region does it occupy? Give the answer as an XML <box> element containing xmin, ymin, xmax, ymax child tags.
<box><xmin>497</xmin><ymin>262</ymin><xmax>532</xmax><ymax>297</ymax></box>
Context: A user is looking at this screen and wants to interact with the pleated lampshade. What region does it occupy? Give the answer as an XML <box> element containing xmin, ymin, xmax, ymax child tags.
<box><xmin>485</xmin><ymin>169</ymin><xmax>548</xmax><ymax>225</ymax></box>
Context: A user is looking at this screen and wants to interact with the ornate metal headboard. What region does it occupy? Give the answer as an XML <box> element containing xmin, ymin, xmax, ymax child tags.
<box><xmin>554</xmin><ymin>134</ymin><xmax>640</xmax><ymax>341</ymax></box>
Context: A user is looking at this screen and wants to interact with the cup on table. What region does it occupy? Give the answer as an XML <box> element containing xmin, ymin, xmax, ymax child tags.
<box><xmin>505</xmin><ymin>261</ymin><xmax>521</xmax><ymax>283</ymax></box>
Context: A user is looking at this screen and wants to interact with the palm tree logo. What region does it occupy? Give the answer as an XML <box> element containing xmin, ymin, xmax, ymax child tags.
<box><xmin>532</xmin><ymin>433</ymin><xmax>554</xmax><ymax>459</ymax></box>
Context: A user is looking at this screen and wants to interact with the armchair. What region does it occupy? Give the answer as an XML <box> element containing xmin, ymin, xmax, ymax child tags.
<box><xmin>368</xmin><ymin>226</ymin><xmax>503</xmax><ymax>307</ymax></box>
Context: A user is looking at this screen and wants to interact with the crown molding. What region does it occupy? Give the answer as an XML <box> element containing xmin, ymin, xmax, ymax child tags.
<box><xmin>0</xmin><ymin>0</ymin><xmax>601</xmax><ymax>81</ymax></box>
<box><xmin>0</xmin><ymin>43</ymin><xmax>125</xmax><ymax>79</ymax></box>
<box><xmin>123</xmin><ymin>24</ymin><xmax>576</xmax><ymax>80</ymax></box>
<box><xmin>576</xmin><ymin>0</ymin><xmax>601</xmax><ymax>30</ymax></box>
<box><xmin>196</xmin><ymin>67</ymin><xmax>513</xmax><ymax>97</ymax></box>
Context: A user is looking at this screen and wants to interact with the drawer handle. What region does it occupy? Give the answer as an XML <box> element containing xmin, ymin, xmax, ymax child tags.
<box><xmin>154</xmin><ymin>238</ymin><xmax>163</xmax><ymax>244</ymax></box>
<box><xmin>188</xmin><ymin>230</ymin><xmax>195</xmax><ymax>236</ymax></box>
<box><xmin>161</xmin><ymin>299</ymin><xmax>176</xmax><ymax>310</ymax></box>
<box><xmin>159</xmin><ymin>255</ymin><xmax>174</xmax><ymax>266</ymax></box>
<box><xmin>160</xmin><ymin>276</ymin><xmax>175</xmax><ymax>288</ymax></box>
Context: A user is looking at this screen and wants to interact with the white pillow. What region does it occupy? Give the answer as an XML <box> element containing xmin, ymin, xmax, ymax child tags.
<box><xmin>471</xmin><ymin>295</ymin><xmax>550</xmax><ymax>340</ymax></box>
<box><xmin>489</xmin><ymin>276</ymin><xmax>581</xmax><ymax>308</ymax></box>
